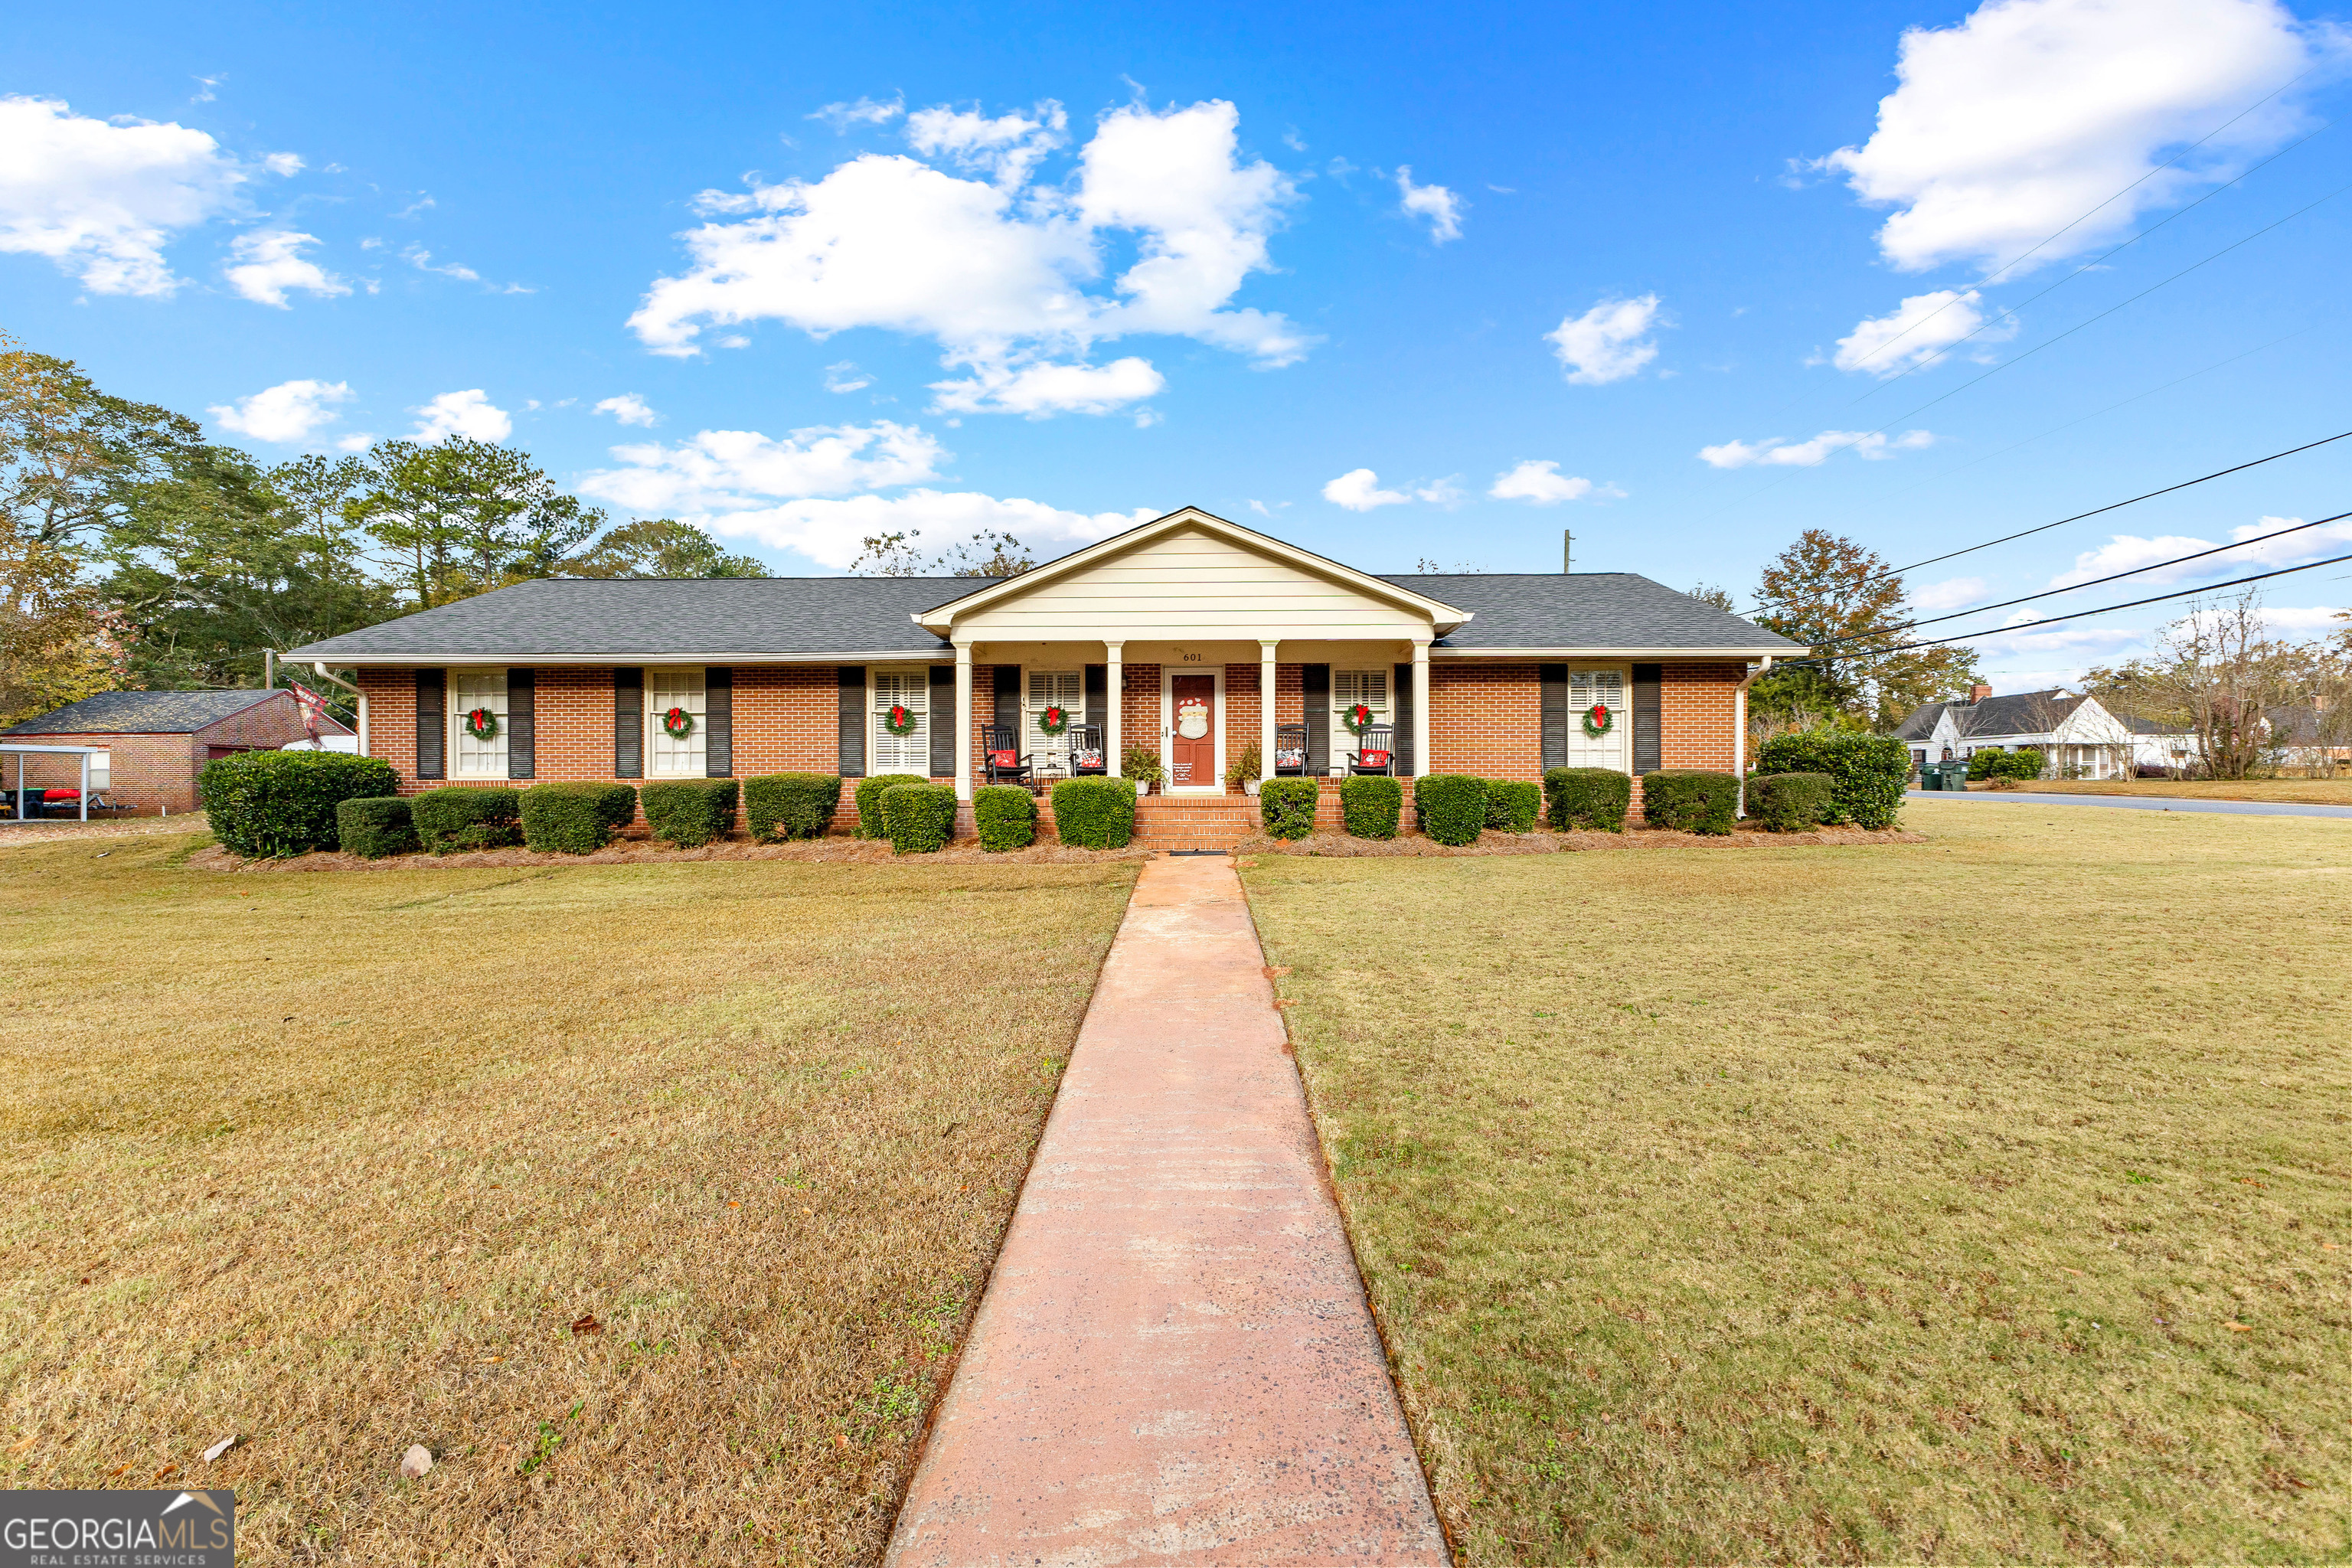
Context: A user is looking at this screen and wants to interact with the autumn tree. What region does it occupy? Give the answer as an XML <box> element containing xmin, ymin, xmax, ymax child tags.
<box><xmin>1749</xmin><ymin>528</ymin><xmax>1981</xmax><ymax>731</ymax></box>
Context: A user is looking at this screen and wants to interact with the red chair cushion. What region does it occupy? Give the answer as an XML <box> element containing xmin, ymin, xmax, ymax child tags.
<box><xmin>43</xmin><ymin>789</ymin><xmax>83</xmax><ymax>802</ymax></box>
<box><xmin>1073</xmin><ymin>750</ymin><xmax>1104</xmax><ymax>768</ymax></box>
<box><xmin>1275</xmin><ymin>749</ymin><xmax>1305</xmax><ymax>768</ymax></box>
<box><xmin>1358</xmin><ymin>750</ymin><xmax>1390</xmax><ymax>767</ymax></box>
<box><xmin>988</xmin><ymin>750</ymin><xmax>1017</xmax><ymax>768</ymax></box>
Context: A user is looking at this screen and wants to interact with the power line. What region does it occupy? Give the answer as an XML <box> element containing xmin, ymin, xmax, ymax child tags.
<box><xmin>1807</xmin><ymin>509</ymin><xmax>2352</xmax><ymax>652</ymax></box>
<box><xmin>1779</xmin><ymin>549</ymin><xmax>2352</xmax><ymax>667</ymax></box>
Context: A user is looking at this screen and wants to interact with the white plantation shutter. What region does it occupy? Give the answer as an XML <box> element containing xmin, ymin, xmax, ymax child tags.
<box><xmin>872</xmin><ymin>669</ymin><xmax>929</xmax><ymax>773</ymax></box>
<box><xmin>1028</xmin><ymin>669</ymin><xmax>1083</xmax><ymax>767</ymax></box>
<box><xmin>451</xmin><ymin>668</ymin><xmax>508</xmax><ymax>776</ymax></box>
<box><xmin>647</xmin><ymin>668</ymin><xmax>707</xmax><ymax>776</ymax></box>
<box><xmin>1566</xmin><ymin>669</ymin><xmax>1627</xmax><ymax>770</ymax></box>
<box><xmin>1332</xmin><ymin>669</ymin><xmax>1389</xmax><ymax>762</ymax></box>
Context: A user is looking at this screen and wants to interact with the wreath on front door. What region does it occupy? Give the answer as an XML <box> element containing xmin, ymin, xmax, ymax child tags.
<box><xmin>1341</xmin><ymin>703</ymin><xmax>1377</xmax><ymax>735</ymax></box>
<box><xmin>1035</xmin><ymin>704</ymin><xmax>1069</xmax><ymax>737</ymax></box>
<box><xmin>464</xmin><ymin>707</ymin><xmax>499</xmax><ymax>741</ymax></box>
<box><xmin>883</xmin><ymin>704</ymin><xmax>917</xmax><ymax>737</ymax></box>
<box><xmin>662</xmin><ymin>706</ymin><xmax>697</xmax><ymax>740</ymax></box>
<box><xmin>1580</xmin><ymin>703</ymin><xmax>1615</xmax><ymax>739</ymax></box>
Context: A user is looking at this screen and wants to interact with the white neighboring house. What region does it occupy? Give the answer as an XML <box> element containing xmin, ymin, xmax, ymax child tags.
<box><xmin>1891</xmin><ymin>686</ymin><xmax>2136</xmax><ymax>779</ymax></box>
<box><xmin>2127</xmin><ymin>717</ymin><xmax>2200</xmax><ymax>774</ymax></box>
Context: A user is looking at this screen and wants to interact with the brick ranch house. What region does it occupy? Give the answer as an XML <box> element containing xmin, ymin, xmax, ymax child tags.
<box><xmin>2</xmin><ymin>689</ymin><xmax>352</xmax><ymax>816</ymax></box>
<box><xmin>283</xmin><ymin>508</ymin><xmax>1799</xmax><ymax>842</ymax></box>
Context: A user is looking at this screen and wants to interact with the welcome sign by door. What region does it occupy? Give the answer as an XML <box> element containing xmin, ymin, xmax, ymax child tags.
<box><xmin>1170</xmin><ymin>675</ymin><xmax>1214</xmax><ymax>786</ymax></box>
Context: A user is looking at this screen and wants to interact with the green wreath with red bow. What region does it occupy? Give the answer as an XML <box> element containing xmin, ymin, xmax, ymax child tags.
<box><xmin>1341</xmin><ymin>702</ymin><xmax>1378</xmax><ymax>735</ymax></box>
<box><xmin>662</xmin><ymin>706</ymin><xmax>696</xmax><ymax>740</ymax></box>
<box><xmin>1580</xmin><ymin>703</ymin><xmax>1614</xmax><ymax>739</ymax></box>
<box><xmin>883</xmin><ymin>704</ymin><xmax>917</xmax><ymax>737</ymax></box>
<box><xmin>1035</xmin><ymin>704</ymin><xmax>1070</xmax><ymax>737</ymax></box>
<box><xmin>464</xmin><ymin>707</ymin><xmax>499</xmax><ymax>741</ymax></box>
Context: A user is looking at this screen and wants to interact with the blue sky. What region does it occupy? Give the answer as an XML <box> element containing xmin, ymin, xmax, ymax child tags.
<box><xmin>8</xmin><ymin>0</ymin><xmax>2349</xmax><ymax>691</ymax></box>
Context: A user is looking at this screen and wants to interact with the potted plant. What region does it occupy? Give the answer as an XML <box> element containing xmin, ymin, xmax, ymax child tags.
<box><xmin>1123</xmin><ymin>744</ymin><xmax>1164</xmax><ymax>795</ymax></box>
<box><xmin>1226</xmin><ymin>742</ymin><xmax>1263</xmax><ymax>796</ymax></box>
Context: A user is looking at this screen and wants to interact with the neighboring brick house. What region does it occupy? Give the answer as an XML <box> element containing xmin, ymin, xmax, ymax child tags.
<box><xmin>283</xmin><ymin>507</ymin><xmax>1798</xmax><ymax>835</ymax></box>
<box><xmin>2</xmin><ymin>690</ymin><xmax>354</xmax><ymax>815</ymax></box>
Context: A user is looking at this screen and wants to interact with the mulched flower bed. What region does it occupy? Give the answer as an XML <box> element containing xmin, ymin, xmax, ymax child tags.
<box><xmin>1236</xmin><ymin>825</ymin><xmax>1925</xmax><ymax>857</ymax></box>
<box><xmin>188</xmin><ymin>833</ymin><xmax>1154</xmax><ymax>873</ymax></box>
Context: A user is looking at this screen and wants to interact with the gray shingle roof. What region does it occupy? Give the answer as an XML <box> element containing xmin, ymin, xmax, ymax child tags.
<box><xmin>1892</xmin><ymin>689</ymin><xmax>2096</xmax><ymax>743</ymax></box>
<box><xmin>4</xmin><ymin>688</ymin><xmax>279</xmax><ymax>735</ymax></box>
<box><xmin>1892</xmin><ymin>703</ymin><xmax>1948</xmax><ymax>742</ymax></box>
<box><xmin>282</xmin><ymin>570</ymin><xmax>1798</xmax><ymax>662</ymax></box>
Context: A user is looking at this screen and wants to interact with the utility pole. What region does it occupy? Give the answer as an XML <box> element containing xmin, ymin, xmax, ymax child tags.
<box><xmin>1562</xmin><ymin>530</ymin><xmax>1573</xmax><ymax>573</ymax></box>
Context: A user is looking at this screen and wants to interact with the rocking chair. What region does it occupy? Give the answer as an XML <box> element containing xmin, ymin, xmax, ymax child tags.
<box><xmin>1347</xmin><ymin>724</ymin><xmax>1395</xmax><ymax>776</ymax></box>
<box><xmin>980</xmin><ymin>724</ymin><xmax>1033</xmax><ymax>786</ymax></box>
<box><xmin>1067</xmin><ymin>724</ymin><xmax>1108</xmax><ymax>776</ymax></box>
<box><xmin>1273</xmin><ymin>722</ymin><xmax>1309</xmax><ymax>777</ymax></box>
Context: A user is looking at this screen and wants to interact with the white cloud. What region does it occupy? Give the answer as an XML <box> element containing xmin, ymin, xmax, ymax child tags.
<box><xmin>223</xmin><ymin>229</ymin><xmax>347</xmax><ymax>307</ymax></box>
<box><xmin>2050</xmin><ymin>514</ymin><xmax>2352</xmax><ymax>587</ymax></box>
<box><xmin>261</xmin><ymin>152</ymin><xmax>303</xmax><ymax>177</ymax></box>
<box><xmin>1322</xmin><ymin>469</ymin><xmax>1411</xmax><ymax>511</ymax></box>
<box><xmin>594</xmin><ymin>394</ymin><xmax>658</xmax><ymax>427</ymax></box>
<box><xmin>577</xmin><ymin>421</ymin><xmax>946</xmax><ymax>516</ymax></box>
<box><xmin>1698</xmin><ymin>429</ymin><xmax>1936</xmax><ymax>468</ymax></box>
<box><xmin>824</xmin><ymin>361</ymin><xmax>872</xmax><ymax>394</ymax></box>
<box><xmin>1547</xmin><ymin>294</ymin><xmax>1664</xmax><ymax>385</ymax></box>
<box><xmin>410</xmin><ymin>389</ymin><xmax>512</xmax><ymax>443</ymax></box>
<box><xmin>1909</xmin><ymin>574</ymin><xmax>1988</xmax><ymax>611</ymax></box>
<box><xmin>335</xmin><ymin>432</ymin><xmax>375</xmax><ymax>452</ymax></box>
<box><xmin>1819</xmin><ymin>0</ymin><xmax>2327</xmax><ymax>274</ymax></box>
<box><xmin>2261</xmin><ymin>604</ymin><xmax>2349</xmax><ymax>632</ymax></box>
<box><xmin>929</xmin><ymin>355</ymin><xmax>1164</xmax><ymax>417</ymax></box>
<box><xmin>810</xmin><ymin>96</ymin><xmax>904</xmax><ymax>132</ymax></box>
<box><xmin>1832</xmin><ymin>288</ymin><xmax>2014</xmax><ymax>375</ymax></box>
<box><xmin>1415</xmin><ymin>476</ymin><xmax>1467</xmax><ymax>507</ymax></box>
<box><xmin>1488</xmin><ymin>459</ymin><xmax>1597</xmax><ymax>505</ymax></box>
<box><xmin>906</xmin><ymin>101</ymin><xmax>1067</xmax><ymax>187</ymax></box>
<box><xmin>628</xmin><ymin>99</ymin><xmax>1304</xmax><ymax>417</ymax></box>
<box><xmin>405</xmin><ymin>245</ymin><xmax>479</xmax><ymax>283</ymax></box>
<box><xmin>0</xmin><ymin>95</ymin><xmax>256</xmax><ymax>296</ymax></box>
<box><xmin>208</xmin><ymin>378</ymin><xmax>352</xmax><ymax>443</ymax></box>
<box><xmin>705</xmin><ymin>488</ymin><xmax>1157</xmax><ymax>570</ymax></box>
<box><xmin>1395</xmin><ymin>165</ymin><xmax>1463</xmax><ymax>243</ymax></box>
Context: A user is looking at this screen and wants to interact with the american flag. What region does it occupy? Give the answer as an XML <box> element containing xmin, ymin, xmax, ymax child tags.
<box><xmin>289</xmin><ymin>681</ymin><xmax>328</xmax><ymax>740</ymax></box>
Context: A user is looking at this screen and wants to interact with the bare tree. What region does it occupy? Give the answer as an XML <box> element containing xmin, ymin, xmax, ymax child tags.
<box><xmin>2143</xmin><ymin>591</ymin><xmax>2303</xmax><ymax>780</ymax></box>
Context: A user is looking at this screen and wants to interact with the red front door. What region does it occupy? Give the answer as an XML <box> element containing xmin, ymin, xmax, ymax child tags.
<box><xmin>1170</xmin><ymin>675</ymin><xmax>1216</xmax><ymax>788</ymax></box>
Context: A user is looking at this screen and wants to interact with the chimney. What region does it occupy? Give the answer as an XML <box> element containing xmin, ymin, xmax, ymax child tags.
<box><xmin>1968</xmin><ymin>684</ymin><xmax>1993</xmax><ymax>704</ymax></box>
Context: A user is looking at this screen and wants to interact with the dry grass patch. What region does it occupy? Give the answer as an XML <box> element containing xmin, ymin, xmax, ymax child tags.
<box><xmin>0</xmin><ymin>833</ymin><xmax>1136</xmax><ymax>1564</ymax></box>
<box><xmin>1243</xmin><ymin>801</ymin><xmax>2352</xmax><ymax>1563</ymax></box>
<box><xmin>1998</xmin><ymin>778</ymin><xmax>2352</xmax><ymax>805</ymax></box>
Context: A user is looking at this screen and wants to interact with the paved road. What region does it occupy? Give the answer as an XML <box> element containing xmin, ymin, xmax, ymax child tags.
<box><xmin>888</xmin><ymin>854</ymin><xmax>1445</xmax><ymax>1568</ymax></box>
<box><xmin>1908</xmin><ymin>790</ymin><xmax>2352</xmax><ymax>820</ymax></box>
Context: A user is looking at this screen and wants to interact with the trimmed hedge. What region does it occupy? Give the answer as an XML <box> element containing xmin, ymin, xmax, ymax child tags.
<box><xmin>411</xmin><ymin>786</ymin><xmax>524</xmax><ymax>853</ymax></box>
<box><xmin>1544</xmin><ymin>766</ymin><xmax>1630</xmax><ymax>832</ymax></box>
<box><xmin>854</xmin><ymin>773</ymin><xmax>928</xmax><ymax>838</ymax></box>
<box><xmin>1340</xmin><ymin>775</ymin><xmax>1401</xmax><ymax>839</ymax></box>
<box><xmin>744</xmin><ymin>773</ymin><xmax>843</xmax><ymax>842</ymax></box>
<box><xmin>881</xmin><ymin>782</ymin><xmax>957</xmax><ymax>854</ymax></box>
<box><xmin>1483</xmin><ymin>779</ymin><xmax>1542</xmax><ymax>833</ymax></box>
<box><xmin>1746</xmin><ymin>770</ymin><xmax>1834</xmax><ymax>832</ymax></box>
<box><xmin>335</xmin><ymin>795</ymin><xmax>415</xmax><ymax>858</ymax></box>
<box><xmin>1259</xmin><ymin>777</ymin><xmax>1321</xmax><ymax>840</ymax></box>
<box><xmin>1753</xmin><ymin>731</ymin><xmax>1911</xmax><ymax>829</ymax></box>
<box><xmin>1050</xmin><ymin>776</ymin><xmax>1136</xmax><ymax>848</ymax></box>
<box><xmin>1969</xmin><ymin>746</ymin><xmax>2046</xmax><ymax>782</ymax></box>
<box><xmin>1642</xmin><ymin>769</ymin><xmax>1740</xmax><ymax>835</ymax></box>
<box><xmin>521</xmin><ymin>782</ymin><xmax>636</xmax><ymax>854</ymax></box>
<box><xmin>974</xmin><ymin>785</ymin><xmax>1035</xmax><ymax>851</ymax></box>
<box><xmin>1415</xmin><ymin>773</ymin><xmax>1486</xmax><ymax>846</ymax></box>
<box><xmin>198</xmin><ymin>750</ymin><xmax>399</xmax><ymax>858</ymax></box>
<box><xmin>642</xmin><ymin>779</ymin><xmax>739</xmax><ymax>848</ymax></box>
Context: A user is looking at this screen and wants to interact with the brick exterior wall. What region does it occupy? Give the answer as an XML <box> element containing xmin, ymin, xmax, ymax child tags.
<box><xmin>1659</xmin><ymin>662</ymin><xmax>1741</xmax><ymax>771</ymax></box>
<box><xmin>1427</xmin><ymin>661</ymin><xmax>1543</xmax><ymax>779</ymax></box>
<box><xmin>7</xmin><ymin>691</ymin><xmax>346</xmax><ymax>815</ymax></box>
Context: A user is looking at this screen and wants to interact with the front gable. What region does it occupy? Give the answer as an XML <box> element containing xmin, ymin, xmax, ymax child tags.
<box><xmin>916</xmin><ymin>508</ymin><xmax>1468</xmax><ymax>643</ymax></box>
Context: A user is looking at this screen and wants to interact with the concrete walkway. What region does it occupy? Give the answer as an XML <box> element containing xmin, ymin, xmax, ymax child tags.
<box><xmin>888</xmin><ymin>855</ymin><xmax>1445</xmax><ymax>1568</ymax></box>
<box><xmin>1908</xmin><ymin>789</ymin><xmax>2352</xmax><ymax>819</ymax></box>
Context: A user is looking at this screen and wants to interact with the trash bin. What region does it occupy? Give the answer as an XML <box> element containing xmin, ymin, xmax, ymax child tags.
<box><xmin>1937</xmin><ymin>761</ymin><xmax>1969</xmax><ymax>791</ymax></box>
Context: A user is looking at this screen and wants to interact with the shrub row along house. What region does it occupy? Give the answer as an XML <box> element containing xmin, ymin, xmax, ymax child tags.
<box><xmin>281</xmin><ymin>508</ymin><xmax>1799</xmax><ymax>845</ymax></box>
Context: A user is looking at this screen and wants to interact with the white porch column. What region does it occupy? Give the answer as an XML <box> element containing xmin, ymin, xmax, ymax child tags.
<box><xmin>1259</xmin><ymin>640</ymin><xmax>1279</xmax><ymax>781</ymax></box>
<box><xmin>1106</xmin><ymin>642</ymin><xmax>1124</xmax><ymax>776</ymax></box>
<box><xmin>953</xmin><ymin>642</ymin><xmax>974</xmax><ymax>801</ymax></box>
<box><xmin>1412</xmin><ymin>640</ymin><xmax>1432</xmax><ymax>778</ymax></box>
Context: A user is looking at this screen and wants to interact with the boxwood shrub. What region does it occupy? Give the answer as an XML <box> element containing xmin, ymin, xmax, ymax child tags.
<box><xmin>1968</xmin><ymin>746</ymin><xmax>2046</xmax><ymax>783</ymax></box>
<box><xmin>881</xmin><ymin>782</ymin><xmax>957</xmax><ymax>854</ymax></box>
<box><xmin>412</xmin><ymin>786</ymin><xmax>524</xmax><ymax>853</ymax></box>
<box><xmin>1050</xmin><ymin>776</ymin><xmax>1136</xmax><ymax>849</ymax></box>
<box><xmin>744</xmin><ymin>773</ymin><xmax>842</xmax><ymax>842</ymax></box>
<box><xmin>335</xmin><ymin>795</ymin><xmax>415</xmax><ymax>859</ymax></box>
<box><xmin>854</xmin><ymin>773</ymin><xmax>928</xmax><ymax>838</ymax></box>
<box><xmin>974</xmin><ymin>784</ymin><xmax>1035</xmax><ymax>851</ymax></box>
<box><xmin>1259</xmin><ymin>777</ymin><xmax>1321</xmax><ymax>840</ymax></box>
<box><xmin>198</xmin><ymin>750</ymin><xmax>399</xmax><ymax>858</ymax></box>
<box><xmin>1746</xmin><ymin>770</ymin><xmax>1834</xmax><ymax>832</ymax></box>
<box><xmin>1753</xmin><ymin>731</ymin><xmax>1911</xmax><ymax>829</ymax></box>
<box><xmin>1338</xmin><ymin>776</ymin><xmax>1401</xmax><ymax>839</ymax></box>
<box><xmin>1544</xmin><ymin>766</ymin><xmax>1630</xmax><ymax>832</ymax></box>
<box><xmin>642</xmin><ymin>779</ymin><xmax>739</xmax><ymax>848</ymax></box>
<box><xmin>521</xmin><ymin>782</ymin><xmax>636</xmax><ymax>854</ymax></box>
<box><xmin>1483</xmin><ymin>778</ymin><xmax>1542</xmax><ymax>833</ymax></box>
<box><xmin>1642</xmin><ymin>769</ymin><xmax>1740</xmax><ymax>835</ymax></box>
<box><xmin>1414</xmin><ymin>773</ymin><xmax>1486</xmax><ymax>846</ymax></box>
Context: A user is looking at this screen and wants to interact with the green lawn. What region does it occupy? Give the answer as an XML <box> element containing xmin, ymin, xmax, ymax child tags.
<box><xmin>1243</xmin><ymin>801</ymin><xmax>2352</xmax><ymax>1563</ymax></box>
<box><xmin>0</xmin><ymin>834</ymin><xmax>1136</xmax><ymax>1565</ymax></box>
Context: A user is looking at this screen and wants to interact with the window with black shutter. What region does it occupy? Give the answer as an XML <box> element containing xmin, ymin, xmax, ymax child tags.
<box><xmin>1540</xmin><ymin>662</ymin><xmax>1568</xmax><ymax>773</ymax></box>
<box><xmin>705</xmin><ymin>667</ymin><xmax>733</xmax><ymax>777</ymax></box>
<box><xmin>415</xmin><ymin>669</ymin><xmax>445</xmax><ymax>780</ymax></box>
<box><xmin>614</xmin><ymin>667</ymin><xmax>643</xmax><ymax>779</ymax></box>
<box><xmin>1392</xmin><ymin>662</ymin><xmax>1416</xmax><ymax>777</ymax></box>
<box><xmin>837</xmin><ymin>665</ymin><xmax>865</xmax><ymax>777</ymax></box>
<box><xmin>928</xmin><ymin>665</ymin><xmax>956</xmax><ymax>777</ymax></box>
<box><xmin>1302</xmin><ymin>664</ymin><xmax>1330</xmax><ymax>775</ymax></box>
<box><xmin>507</xmin><ymin>668</ymin><xmax>534</xmax><ymax>779</ymax></box>
<box><xmin>1632</xmin><ymin>663</ymin><xmax>1663</xmax><ymax>775</ymax></box>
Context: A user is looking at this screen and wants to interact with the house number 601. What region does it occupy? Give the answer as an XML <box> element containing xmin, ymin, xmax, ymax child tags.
<box><xmin>1181</xmin><ymin>652</ymin><xmax>1204</xmax><ymax>662</ymax></box>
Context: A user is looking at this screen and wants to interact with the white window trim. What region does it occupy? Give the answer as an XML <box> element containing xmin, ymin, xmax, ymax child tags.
<box><xmin>1158</xmin><ymin>663</ymin><xmax>1226</xmax><ymax>794</ymax></box>
<box><xmin>1565</xmin><ymin>662</ymin><xmax>1632</xmax><ymax>776</ymax></box>
<box><xmin>644</xmin><ymin>665</ymin><xmax>709</xmax><ymax>779</ymax></box>
<box><xmin>868</xmin><ymin>664</ymin><xmax>935</xmax><ymax>778</ymax></box>
<box><xmin>448</xmin><ymin>666</ymin><xmax>509</xmax><ymax>779</ymax></box>
<box><xmin>1024</xmin><ymin>666</ymin><xmax>1085</xmax><ymax>775</ymax></box>
<box><xmin>1329</xmin><ymin>668</ymin><xmax>1393</xmax><ymax>776</ymax></box>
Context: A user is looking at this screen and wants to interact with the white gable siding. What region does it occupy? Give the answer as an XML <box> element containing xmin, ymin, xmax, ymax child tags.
<box><xmin>949</xmin><ymin>527</ymin><xmax>1434</xmax><ymax>642</ymax></box>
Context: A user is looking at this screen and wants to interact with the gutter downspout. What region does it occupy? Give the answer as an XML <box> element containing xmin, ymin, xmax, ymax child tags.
<box><xmin>1734</xmin><ymin>656</ymin><xmax>1773</xmax><ymax>813</ymax></box>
